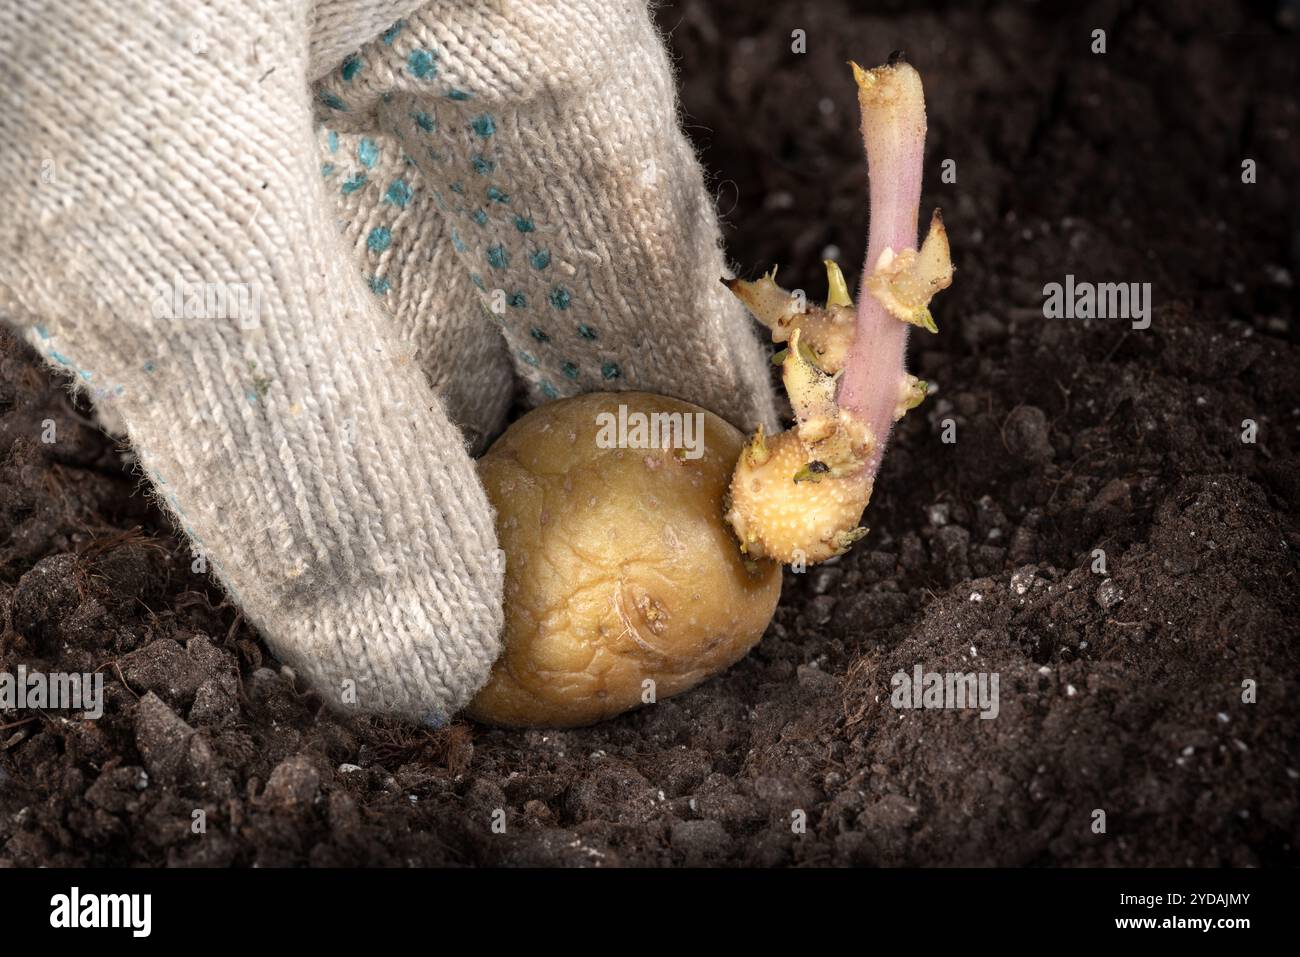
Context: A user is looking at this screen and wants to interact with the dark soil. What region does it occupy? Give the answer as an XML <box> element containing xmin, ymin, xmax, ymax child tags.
<box><xmin>2</xmin><ymin>0</ymin><xmax>1298</xmax><ymax>866</ymax></box>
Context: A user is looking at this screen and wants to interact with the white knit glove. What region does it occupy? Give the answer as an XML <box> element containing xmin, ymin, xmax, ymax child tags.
<box><xmin>0</xmin><ymin>0</ymin><xmax>777</xmax><ymax>722</ymax></box>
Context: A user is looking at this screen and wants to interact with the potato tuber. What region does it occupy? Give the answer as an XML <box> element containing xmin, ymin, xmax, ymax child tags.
<box><xmin>468</xmin><ymin>392</ymin><xmax>781</xmax><ymax>728</ymax></box>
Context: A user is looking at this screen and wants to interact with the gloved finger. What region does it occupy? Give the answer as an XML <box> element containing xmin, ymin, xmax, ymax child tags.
<box><xmin>312</xmin><ymin>0</ymin><xmax>780</xmax><ymax>433</ymax></box>
<box><xmin>316</xmin><ymin>125</ymin><xmax>514</xmax><ymax>453</ymax></box>
<box><xmin>307</xmin><ymin>0</ymin><xmax>429</xmax><ymax>82</ymax></box>
<box><xmin>0</xmin><ymin>0</ymin><xmax>504</xmax><ymax>721</ymax></box>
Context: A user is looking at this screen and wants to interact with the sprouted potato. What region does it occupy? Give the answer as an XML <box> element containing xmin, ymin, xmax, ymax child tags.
<box><xmin>468</xmin><ymin>55</ymin><xmax>951</xmax><ymax>728</ymax></box>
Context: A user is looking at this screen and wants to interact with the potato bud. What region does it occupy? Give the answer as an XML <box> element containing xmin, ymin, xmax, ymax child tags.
<box><xmin>727</xmin><ymin>427</ymin><xmax>873</xmax><ymax>564</ymax></box>
<box><xmin>468</xmin><ymin>392</ymin><xmax>782</xmax><ymax>728</ymax></box>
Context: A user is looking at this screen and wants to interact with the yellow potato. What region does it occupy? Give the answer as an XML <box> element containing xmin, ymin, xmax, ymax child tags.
<box><xmin>467</xmin><ymin>392</ymin><xmax>782</xmax><ymax>728</ymax></box>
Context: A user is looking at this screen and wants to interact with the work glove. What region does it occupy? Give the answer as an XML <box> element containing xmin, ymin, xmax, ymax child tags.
<box><xmin>0</xmin><ymin>0</ymin><xmax>777</xmax><ymax>723</ymax></box>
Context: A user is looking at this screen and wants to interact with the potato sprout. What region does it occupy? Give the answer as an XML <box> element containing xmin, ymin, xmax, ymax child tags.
<box><xmin>725</xmin><ymin>56</ymin><xmax>953</xmax><ymax>564</ymax></box>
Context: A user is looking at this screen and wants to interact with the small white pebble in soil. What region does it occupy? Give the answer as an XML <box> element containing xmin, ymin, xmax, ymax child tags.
<box><xmin>1066</xmin><ymin>684</ymin><xmax>1077</xmax><ymax>696</ymax></box>
<box><xmin>1096</xmin><ymin>578</ymin><xmax>1124</xmax><ymax>609</ymax></box>
<box><xmin>1011</xmin><ymin>566</ymin><xmax>1036</xmax><ymax>595</ymax></box>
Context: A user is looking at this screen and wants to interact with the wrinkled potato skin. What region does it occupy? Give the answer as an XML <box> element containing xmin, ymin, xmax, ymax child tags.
<box><xmin>468</xmin><ymin>392</ymin><xmax>782</xmax><ymax>728</ymax></box>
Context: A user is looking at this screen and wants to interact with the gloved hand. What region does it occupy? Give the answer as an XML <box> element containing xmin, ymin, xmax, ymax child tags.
<box><xmin>0</xmin><ymin>0</ymin><xmax>777</xmax><ymax>723</ymax></box>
